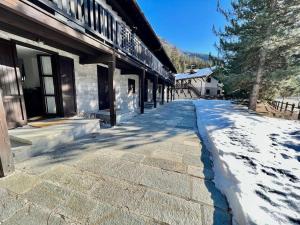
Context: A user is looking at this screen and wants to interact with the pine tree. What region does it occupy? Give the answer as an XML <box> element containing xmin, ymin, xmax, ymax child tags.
<box><xmin>216</xmin><ymin>0</ymin><xmax>300</xmax><ymax>110</ymax></box>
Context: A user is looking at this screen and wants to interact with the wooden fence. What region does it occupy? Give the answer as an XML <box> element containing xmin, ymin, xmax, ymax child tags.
<box><xmin>270</xmin><ymin>100</ymin><xmax>300</xmax><ymax>120</ymax></box>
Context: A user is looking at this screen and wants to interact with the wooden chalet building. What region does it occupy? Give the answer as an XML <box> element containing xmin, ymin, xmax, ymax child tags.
<box><xmin>0</xmin><ymin>0</ymin><xmax>176</xmax><ymax>176</ymax></box>
<box><xmin>174</xmin><ymin>67</ymin><xmax>223</xmax><ymax>99</ymax></box>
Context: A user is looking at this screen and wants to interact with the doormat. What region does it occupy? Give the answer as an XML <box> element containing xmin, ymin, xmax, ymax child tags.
<box><xmin>28</xmin><ymin>119</ymin><xmax>69</xmax><ymax>128</ymax></box>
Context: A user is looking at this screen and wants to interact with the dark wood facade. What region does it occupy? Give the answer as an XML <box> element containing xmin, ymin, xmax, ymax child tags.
<box><xmin>0</xmin><ymin>39</ymin><xmax>27</xmax><ymax>129</ymax></box>
<box><xmin>0</xmin><ymin>0</ymin><xmax>175</xmax><ymax>176</ymax></box>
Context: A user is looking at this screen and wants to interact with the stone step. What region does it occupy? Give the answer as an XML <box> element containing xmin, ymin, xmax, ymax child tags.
<box><xmin>9</xmin><ymin>119</ymin><xmax>100</xmax><ymax>162</ymax></box>
<box><xmin>144</xmin><ymin>102</ymin><xmax>154</xmax><ymax>109</ymax></box>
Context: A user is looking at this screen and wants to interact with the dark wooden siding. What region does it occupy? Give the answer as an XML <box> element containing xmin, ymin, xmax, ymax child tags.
<box><xmin>0</xmin><ymin>39</ymin><xmax>26</xmax><ymax>129</ymax></box>
<box><xmin>58</xmin><ymin>56</ymin><xmax>77</xmax><ymax>116</ymax></box>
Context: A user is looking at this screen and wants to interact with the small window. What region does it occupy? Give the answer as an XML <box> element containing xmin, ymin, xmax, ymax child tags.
<box><xmin>128</xmin><ymin>79</ymin><xmax>135</xmax><ymax>94</ymax></box>
<box><xmin>206</xmin><ymin>89</ymin><xmax>210</xmax><ymax>95</ymax></box>
<box><xmin>217</xmin><ymin>90</ymin><xmax>221</xmax><ymax>95</ymax></box>
<box><xmin>207</xmin><ymin>77</ymin><xmax>211</xmax><ymax>83</ymax></box>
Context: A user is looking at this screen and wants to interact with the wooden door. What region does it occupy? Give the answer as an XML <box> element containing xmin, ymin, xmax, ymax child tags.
<box><xmin>97</xmin><ymin>66</ymin><xmax>109</xmax><ymax>110</ymax></box>
<box><xmin>0</xmin><ymin>39</ymin><xmax>26</xmax><ymax>129</ymax></box>
<box><xmin>0</xmin><ymin>92</ymin><xmax>14</xmax><ymax>177</ymax></box>
<box><xmin>58</xmin><ymin>56</ymin><xmax>76</xmax><ymax>116</ymax></box>
<box><xmin>37</xmin><ymin>55</ymin><xmax>58</xmax><ymax>115</ymax></box>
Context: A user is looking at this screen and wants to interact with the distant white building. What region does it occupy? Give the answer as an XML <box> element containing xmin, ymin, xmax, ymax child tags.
<box><xmin>174</xmin><ymin>67</ymin><xmax>224</xmax><ymax>99</ymax></box>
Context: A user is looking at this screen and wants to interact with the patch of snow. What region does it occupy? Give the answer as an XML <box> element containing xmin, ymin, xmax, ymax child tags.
<box><xmin>175</xmin><ymin>67</ymin><xmax>215</xmax><ymax>80</ymax></box>
<box><xmin>194</xmin><ymin>100</ymin><xmax>300</xmax><ymax>225</ymax></box>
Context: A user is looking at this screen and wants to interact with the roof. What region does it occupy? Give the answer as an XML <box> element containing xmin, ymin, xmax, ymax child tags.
<box><xmin>175</xmin><ymin>67</ymin><xmax>215</xmax><ymax>80</ymax></box>
<box><xmin>106</xmin><ymin>0</ymin><xmax>177</xmax><ymax>73</ymax></box>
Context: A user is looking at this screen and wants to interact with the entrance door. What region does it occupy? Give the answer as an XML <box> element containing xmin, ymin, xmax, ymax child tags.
<box><xmin>37</xmin><ymin>55</ymin><xmax>57</xmax><ymax>115</ymax></box>
<box><xmin>97</xmin><ymin>66</ymin><xmax>109</xmax><ymax>110</ymax></box>
<box><xmin>58</xmin><ymin>56</ymin><xmax>76</xmax><ymax>116</ymax></box>
<box><xmin>0</xmin><ymin>39</ymin><xmax>26</xmax><ymax>129</ymax></box>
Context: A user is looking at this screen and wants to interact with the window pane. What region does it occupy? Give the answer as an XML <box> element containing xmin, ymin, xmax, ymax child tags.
<box><xmin>43</xmin><ymin>77</ymin><xmax>55</xmax><ymax>95</ymax></box>
<box><xmin>41</xmin><ymin>56</ymin><xmax>52</xmax><ymax>75</ymax></box>
<box><xmin>128</xmin><ymin>79</ymin><xmax>135</xmax><ymax>94</ymax></box>
<box><xmin>46</xmin><ymin>96</ymin><xmax>56</xmax><ymax>114</ymax></box>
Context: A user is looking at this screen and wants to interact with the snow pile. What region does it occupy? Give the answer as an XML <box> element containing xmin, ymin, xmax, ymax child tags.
<box><xmin>194</xmin><ymin>100</ymin><xmax>300</xmax><ymax>225</ymax></box>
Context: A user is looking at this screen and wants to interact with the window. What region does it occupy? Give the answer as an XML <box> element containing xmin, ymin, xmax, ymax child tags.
<box><xmin>206</xmin><ymin>77</ymin><xmax>211</xmax><ymax>83</ymax></box>
<box><xmin>128</xmin><ymin>79</ymin><xmax>135</xmax><ymax>94</ymax></box>
<box><xmin>206</xmin><ymin>89</ymin><xmax>210</xmax><ymax>95</ymax></box>
<box><xmin>217</xmin><ymin>90</ymin><xmax>221</xmax><ymax>95</ymax></box>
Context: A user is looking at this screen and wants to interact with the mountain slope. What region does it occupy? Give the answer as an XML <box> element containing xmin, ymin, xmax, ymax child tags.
<box><xmin>160</xmin><ymin>38</ymin><xmax>211</xmax><ymax>73</ymax></box>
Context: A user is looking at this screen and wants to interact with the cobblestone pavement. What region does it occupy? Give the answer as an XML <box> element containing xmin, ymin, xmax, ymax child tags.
<box><xmin>0</xmin><ymin>101</ymin><xmax>231</xmax><ymax>225</ymax></box>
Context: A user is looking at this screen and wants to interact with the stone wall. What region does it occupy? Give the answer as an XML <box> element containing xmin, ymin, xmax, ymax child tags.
<box><xmin>147</xmin><ymin>80</ymin><xmax>153</xmax><ymax>102</ymax></box>
<box><xmin>115</xmin><ymin>71</ymin><xmax>140</xmax><ymax>122</ymax></box>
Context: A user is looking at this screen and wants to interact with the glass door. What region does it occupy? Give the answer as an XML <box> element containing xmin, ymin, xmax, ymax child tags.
<box><xmin>38</xmin><ymin>55</ymin><xmax>57</xmax><ymax>115</ymax></box>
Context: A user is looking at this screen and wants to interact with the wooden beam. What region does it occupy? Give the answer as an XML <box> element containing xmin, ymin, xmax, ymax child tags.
<box><xmin>0</xmin><ymin>92</ymin><xmax>14</xmax><ymax>177</ymax></box>
<box><xmin>140</xmin><ymin>69</ymin><xmax>145</xmax><ymax>114</ymax></box>
<box><xmin>108</xmin><ymin>54</ymin><xmax>116</xmax><ymax>126</ymax></box>
<box><xmin>153</xmin><ymin>75</ymin><xmax>158</xmax><ymax>108</ymax></box>
<box><xmin>0</xmin><ymin>0</ymin><xmax>113</xmax><ymax>55</ymax></box>
<box><xmin>120</xmin><ymin>68</ymin><xmax>140</xmax><ymax>75</ymax></box>
<box><xmin>167</xmin><ymin>85</ymin><xmax>169</xmax><ymax>103</ymax></box>
<box><xmin>162</xmin><ymin>82</ymin><xmax>165</xmax><ymax>105</ymax></box>
<box><xmin>80</xmin><ymin>54</ymin><xmax>114</xmax><ymax>64</ymax></box>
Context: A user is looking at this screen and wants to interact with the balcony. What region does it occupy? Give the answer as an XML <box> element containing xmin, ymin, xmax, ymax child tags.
<box><xmin>28</xmin><ymin>0</ymin><xmax>174</xmax><ymax>82</ymax></box>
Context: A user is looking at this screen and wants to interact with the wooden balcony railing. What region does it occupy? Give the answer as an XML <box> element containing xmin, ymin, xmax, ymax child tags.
<box><xmin>28</xmin><ymin>0</ymin><xmax>174</xmax><ymax>82</ymax></box>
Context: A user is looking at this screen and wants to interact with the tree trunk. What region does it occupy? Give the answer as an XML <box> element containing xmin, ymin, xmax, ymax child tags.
<box><xmin>249</xmin><ymin>47</ymin><xmax>267</xmax><ymax>111</ymax></box>
<box><xmin>249</xmin><ymin>0</ymin><xmax>276</xmax><ymax>111</ymax></box>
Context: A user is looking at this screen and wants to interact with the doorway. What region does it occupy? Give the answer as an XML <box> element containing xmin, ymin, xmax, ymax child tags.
<box><xmin>16</xmin><ymin>45</ymin><xmax>57</xmax><ymax>120</ymax></box>
<box><xmin>0</xmin><ymin>39</ymin><xmax>77</xmax><ymax>129</ymax></box>
<box><xmin>97</xmin><ymin>66</ymin><xmax>109</xmax><ymax>110</ymax></box>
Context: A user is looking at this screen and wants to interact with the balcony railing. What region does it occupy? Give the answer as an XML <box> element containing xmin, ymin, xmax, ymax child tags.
<box><xmin>29</xmin><ymin>0</ymin><xmax>174</xmax><ymax>82</ymax></box>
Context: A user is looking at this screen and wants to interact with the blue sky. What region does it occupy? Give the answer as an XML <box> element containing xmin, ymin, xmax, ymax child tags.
<box><xmin>136</xmin><ymin>0</ymin><xmax>231</xmax><ymax>56</ymax></box>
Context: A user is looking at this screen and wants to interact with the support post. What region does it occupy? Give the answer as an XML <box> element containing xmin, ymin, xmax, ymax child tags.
<box><xmin>153</xmin><ymin>75</ymin><xmax>158</xmax><ymax>108</ymax></box>
<box><xmin>0</xmin><ymin>93</ymin><xmax>14</xmax><ymax>177</ymax></box>
<box><xmin>162</xmin><ymin>83</ymin><xmax>165</xmax><ymax>105</ymax></box>
<box><xmin>140</xmin><ymin>69</ymin><xmax>145</xmax><ymax>114</ymax></box>
<box><xmin>167</xmin><ymin>85</ymin><xmax>170</xmax><ymax>103</ymax></box>
<box><xmin>108</xmin><ymin>55</ymin><xmax>116</xmax><ymax>126</ymax></box>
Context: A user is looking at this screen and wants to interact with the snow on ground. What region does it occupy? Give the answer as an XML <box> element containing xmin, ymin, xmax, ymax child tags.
<box><xmin>194</xmin><ymin>100</ymin><xmax>300</xmax><ymax>225</ymax></box>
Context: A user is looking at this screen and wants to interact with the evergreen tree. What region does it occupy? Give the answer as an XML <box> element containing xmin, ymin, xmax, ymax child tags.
<box><xmin>216</xmin><ymin>0</ymin><xmax>300</xmax><ymax>110</ymax></box>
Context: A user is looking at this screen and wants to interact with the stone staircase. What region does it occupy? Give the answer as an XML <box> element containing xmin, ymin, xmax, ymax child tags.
<box><xmin>144</xmin><ymin>102</ymin><xmax>154</xmax><ymax>109</ymax></box>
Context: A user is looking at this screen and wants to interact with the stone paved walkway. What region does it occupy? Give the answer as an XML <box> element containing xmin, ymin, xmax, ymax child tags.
<box><xmin>0</xmin><ymin>101</ymin><xmax>231</xmax><ymax>225</ymax></box>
